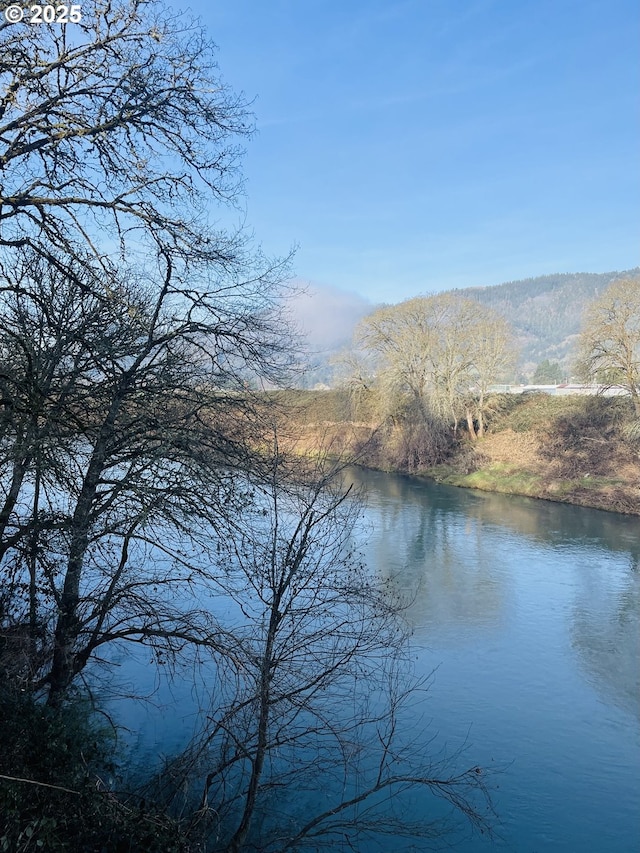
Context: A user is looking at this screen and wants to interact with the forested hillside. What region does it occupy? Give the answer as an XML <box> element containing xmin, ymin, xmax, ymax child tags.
<box><xmin>445</xmin><ymin>269</ymin><xmax>640</xmax><ymax>375</ymax></box>
<box><xmin>305</xmin><ymin>269</ymin><xmax>640</xmax><ymax>388</ymax></box>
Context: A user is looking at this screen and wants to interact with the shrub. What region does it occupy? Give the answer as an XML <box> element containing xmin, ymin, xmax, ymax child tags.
<box><xmin>0</xmin><ymin>687</ymin><xmax>190</xmax><ymax>853</ymax></box>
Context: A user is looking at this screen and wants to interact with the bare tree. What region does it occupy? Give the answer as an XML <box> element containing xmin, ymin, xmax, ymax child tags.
<box><xmin>0</xmin><ymin>0</ymin><xmax>259</xmax><ymax>284</ymax></box>
<box><xmin>150</xmin><ymin>448</ymin><xmax>495</xmax><ymax>852</ymax></box>
<box><xmin>0</xmin><ymin>8</ymin><xmax>495</xmax><ymax>848</ymax></box>
<box><xmin>0</xmin><ymin>248</ymin><xmax>292</xmax><ymax>707</ymax></box>
<box><xmin>577</xmin><ymin>278</ymin><xmax>640</xmax><ymax>416</ymax></box>
<box><xmin>465</xmin><ymin>310</ymin><xmax>516</xmax><ymax>438</ymax></box>
<box><xmin>356</xmin><ymin>294</ymin><xmax>515</xmax><ymax>439</ymax></box>
<box><xmin>0</xmin><ymin>0</ymin><xmax>301</xmax><ymax>708</ymax></box>
<box><xmin>355</xmin><ymin>299</ymin><xmax>435</xmax><ymax>420</ymax></box>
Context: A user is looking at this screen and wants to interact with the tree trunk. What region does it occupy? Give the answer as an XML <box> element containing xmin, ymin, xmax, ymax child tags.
<box><xmin>225</xmin><ymin>607</ymin><xmax>278</xmax><ymax>853</ymax></box>
<box><xmin>0</xmin><ymin>451</ymin><xmax>32</xmax><ymax>560</ymax></box>
<box><xmin>47</xmin><ymin>397</ymin><xmax>122</xmax><ymax>707</ymax></box>
<box><xmin>477</xmin><ymin>391</ymin><xmax>485</xmax><ymax>438</ymax></box>
<box><xmin>465</xmin><ymin>409</ymin><xmax>477</xmax><ymax>440</ymax></box>
<box><xmin>47</xmin><ymin>468</ymin><xmax>102</xmax><ymax>707</ymax></box>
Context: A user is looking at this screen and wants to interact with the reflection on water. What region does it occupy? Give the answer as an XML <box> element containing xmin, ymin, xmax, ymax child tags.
<box><xmin>341</xmin><ymin>467</ymin><xmax>640</xmax><ymax>853</ymax></box>
<box><xmin>571</xmin><ymin>558</ymin><xmax>640</xmax><ymax>720</ymax></box>
<box><xmin>362</xmin><ymin>493</ymin><xmax>507</xmax><ymax>634</ymax></box>
<box><xmin>114</xmin><ymin>468</ymin><xmax>639</xmax><ymax>852</ymax></box>
<box><xmin>345</xmin><ymin>466</ymin><xmax>640</xmax><ymax>560</ymax></box>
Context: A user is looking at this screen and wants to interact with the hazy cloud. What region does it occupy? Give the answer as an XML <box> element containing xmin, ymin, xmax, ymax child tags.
<box><xmin>285</xmin><ymin>280</ymin><xmax>372</xmax><ymax>354</ymax></box>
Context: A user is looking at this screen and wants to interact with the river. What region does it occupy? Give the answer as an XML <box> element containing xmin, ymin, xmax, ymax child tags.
<box><xmin>346</xmin><ymin>467</ymin><xmax>639</xmax><ymax>852</ymax></box>
<box><xmin>113</xmin><ymin>469</ymin><xmax>639</xmax><ymax>852</ymax></box>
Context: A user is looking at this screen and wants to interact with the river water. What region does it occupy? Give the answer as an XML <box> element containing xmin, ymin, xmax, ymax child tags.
<box><xmin>345</xmin><ymin>467</ymin><xmax>639</xmax><ymax>853</ymax></box>
<box><xmin>114</xmin><ymin>469</ymin><xmax>639</xmax><ymax>852</ymax></box>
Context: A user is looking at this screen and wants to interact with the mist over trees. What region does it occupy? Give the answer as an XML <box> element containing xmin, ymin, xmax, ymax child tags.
<box><xmin>324</xmin><ymin>270</ymin><xmax>640</xmax><ymax>388</ymax></box>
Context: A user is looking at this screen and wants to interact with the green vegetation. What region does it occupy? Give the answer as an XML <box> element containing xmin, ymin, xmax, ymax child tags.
<box><xmin>0</xmin><ymin>688</ymin><xmax>189</xmax><ymax>852</ymax></box>
<box><xmin>434</xmin><ymin>463</ymin><xmax>543</xmax><ymax>495</ymax></box>
<box><xmin>482</xmin><ymin>394</ymin><xmax>596</xmax><ymax>432</ymax></box>
<box><xmin>447</xmin><ymin>270</ymin><xmax>640</xmax><ymax>372</ymax></box>
<box><xmin>533</xmin><ymin>359</ymin><xmax>563</xmax><ymax>384</ymax></box>
<box><xmin>271</xmin><ymin>388</ymin><xmax>355</xmax><ymax>423</ymax></box>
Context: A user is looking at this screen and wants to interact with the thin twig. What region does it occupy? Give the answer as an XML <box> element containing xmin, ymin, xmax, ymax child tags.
<box><xmin>0</xmin><ymin>773</ymin><xmax>80</xmax><ymax>795</ymax></box>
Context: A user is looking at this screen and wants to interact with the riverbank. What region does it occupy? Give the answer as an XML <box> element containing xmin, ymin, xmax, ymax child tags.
<box><xmin>275</xmin><ymin>391</ymin><xmax>640</xmax><ymax>516</ymax></box>
<box><xmin>428</xmin><ymin>428</ymin><xmax>640</xmax><ymax>515</ymax></box>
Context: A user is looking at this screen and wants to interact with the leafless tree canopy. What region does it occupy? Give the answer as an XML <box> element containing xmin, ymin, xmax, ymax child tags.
<box><xmin>577</xmin><ymin>278</ymin><xmax>640</xmax><ymax>416</ymax></box>
<box><xmin>0</xmin><ymin>3</ymin><xmax>495</xmax><ymax>847</ymax></box>
<box><xmin>355</xmin><ymin>294</ymin><xmax>516</xmax><ymax>438</ymax></box>
<box><xmin>0</xmin><ymin>248</ymin><xmax>293</xmax><ymax>706</ymax></box>
<box><xmin>0</xmin><ymin>0</ymin><xmax>253</xmax><ymax>276</ymax></box>
<box><xmin>0</xmin><ymin>0</ymin><xmax>297</xmax><ymax>707</ymax></box>
<box><xmin>144</xmin><ymin>453</ymin><xmax>496</xmax><ymax>851</ymax></box>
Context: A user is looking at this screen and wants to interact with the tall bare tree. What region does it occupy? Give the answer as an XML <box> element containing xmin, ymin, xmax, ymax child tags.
<box><xmin>0</xmin><ymin>0</ymin><xmax>297</xmax><ymax>707</ymax></box>
<box><xmin>466</xmin><ymin>310</ymin><xmax>516</xmax><ymax>437</ymax></box>
<box><xmin>577</xmin><ymin>278</ymin><xmax>640</xmax><ymax>416</ymax></box>
<box><xmin>356</xmin><ymin>294</ymin><xmax>515</xmax><ymax>438</ymax></box>
<box><xmin>0</xmin><ymin>247</ymin><xmax>291</xmax><ymax>707</ymax></box>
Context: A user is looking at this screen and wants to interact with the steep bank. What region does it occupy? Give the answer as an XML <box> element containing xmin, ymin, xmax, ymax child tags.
<box><xmin>276</xmin><ymin>391</ymin><xmax>640</xmax><ymax>516</ymax></box>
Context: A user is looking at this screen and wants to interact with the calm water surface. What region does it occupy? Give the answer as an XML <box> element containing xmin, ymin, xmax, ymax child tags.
<box><xmin>114</xmin><ymin>470</ymin><xmax>639</xmax><ymax>852</ymax></box>
<box><xmin>345</xmin><ymin>468</ymin><xmax>639</xmax><ymax>853</ymax></box>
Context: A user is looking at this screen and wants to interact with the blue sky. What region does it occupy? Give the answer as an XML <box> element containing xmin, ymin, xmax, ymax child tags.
<box><xmin>191</xmin><ymin>0</ymin><xmax>639</xmax><ymax>304</ymax></box>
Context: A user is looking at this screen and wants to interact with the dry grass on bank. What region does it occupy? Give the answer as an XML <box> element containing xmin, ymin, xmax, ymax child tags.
<box><xmin>276</xmin><ymin>390</ymin><xmax>640</xmax><ymax>516</ymax></box>
<box><xmin>433</xmin><ymin>396</ymin><xmax>640</xmax><ymax>515</ymax></box>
